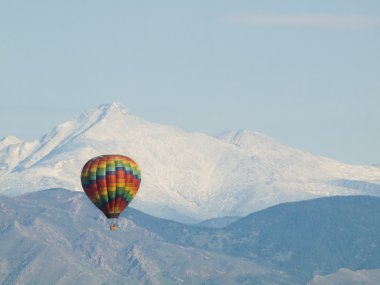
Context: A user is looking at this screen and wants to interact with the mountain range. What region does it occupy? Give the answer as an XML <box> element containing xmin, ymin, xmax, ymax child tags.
<box><xmin>1</xmin><ymin>189</ymin><xmax>379</xmax><ymax>285</ymax></box>
<box><xmin>0</xmin><ymin>102</ymin><xmax>379</xmax><ymax>222</ymax></box>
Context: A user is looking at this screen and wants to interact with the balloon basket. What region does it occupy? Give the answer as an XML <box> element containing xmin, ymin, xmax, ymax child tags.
<box><xmin>110</xmin><ymin>222</ymin><xmax>118</xmax><ymax>231</ymax></box>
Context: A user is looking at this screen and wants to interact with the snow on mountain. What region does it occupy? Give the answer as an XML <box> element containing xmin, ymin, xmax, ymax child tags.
<box><xmin>0</xmin><ymin>102</ymin><xmax>379</xmax><ymax>222</ymax></box>
<box><xmin>0</xmin><ymin>135</ymin><xmax>39</xmax><ymax>172</ymax></box>
<box><xmin>217</xmin><ymin>129</ymin><xmax>380</xmax><ymax>183</ymax></box>
<box><xmin>0</xmin><ymin>135</ymin><xmax>21</xmax><ymax>149</ymax></box>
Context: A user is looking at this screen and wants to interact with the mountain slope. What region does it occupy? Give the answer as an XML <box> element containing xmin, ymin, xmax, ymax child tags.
<box><xmin>0</xmin><ymin>102</ymin><xmax>379</xmax><ymax>222</ymax></box>
<box><xmin>0</xmin><ymin>189</ymin><xmax>292</xmax><ymax>285</ymax></box>
<box><xmin>1</xmin><ymin>189</ymin><xmax>379</xmax><ymax>284</ymax></box>
<box><xmin>308</xmin><ymin>268</ymin><xmax>380</xmax><ymax>285</ymax></box>
<box><xmin>198</xmin><ymin>196</ymin><xmax>380</xmax><ymax>283</ymax></box>
<box><xmin>196</xmin><ymin>216</ymin><xmax>241</xmax><ymax>228</ymax></box>
<box><xmin>135</xmin><ymin>194</ymin><xmax>380</xmax><ymax>284</ymax></box>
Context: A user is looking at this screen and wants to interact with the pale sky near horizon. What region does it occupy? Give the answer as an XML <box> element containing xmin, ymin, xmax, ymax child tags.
<box><xmin>1</xmin><ymin>0</ymin><xmax>379</xmax><ymax>165</ymax></box>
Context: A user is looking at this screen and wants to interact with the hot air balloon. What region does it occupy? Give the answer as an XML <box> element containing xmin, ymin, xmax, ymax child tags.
<box><xmin>80</xmin><ymin>154</ymin><xmax>141</xmax><ymax>231</ymax></box>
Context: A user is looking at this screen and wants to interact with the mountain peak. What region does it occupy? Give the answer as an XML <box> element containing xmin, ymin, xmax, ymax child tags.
<box><xmin>216</xmin><ymin>129</ymin><xmax>274</xmax><ymax>148</ymax></box>
<box><xmin>73</xmin><ymin>102</ymin><xmax>132</xmax><ymax>130</ymax></box>
<box><xmin>0</xmin><ymin>135</ymin><xmax>21</xmax><ymax>143</ymax></box>
<box><xmin>98</xmin><ymin>102</ymin><xmax>129</xmax><ymax>114</ymax></box>
<box><xmin>0</xmin><ymin>135</ymin><xmax>22</xmax><ymax>150</ymax></box>
<box><xmin>1</xmin><ymin>104</ymin><xmax>380</xmax><ymax>222</ymax></box>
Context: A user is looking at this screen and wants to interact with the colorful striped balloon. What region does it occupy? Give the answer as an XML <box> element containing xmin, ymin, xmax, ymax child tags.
<box><xmin>80</xmin><ymin>155</ymin><xmax>141</xmax><ymax>219</ymax></box>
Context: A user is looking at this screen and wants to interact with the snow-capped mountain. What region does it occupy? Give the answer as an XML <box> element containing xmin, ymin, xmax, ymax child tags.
<box><xmin>0</xmin><ymin>102</ymin><xmax>379</xmax><ymax>222</ymax></box>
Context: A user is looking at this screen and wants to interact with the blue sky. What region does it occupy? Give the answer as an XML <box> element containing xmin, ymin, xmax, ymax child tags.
<box><xmin>1</xmin><ymin>0</ymin><xmax>379</xmax><ymax>165</ymax></box>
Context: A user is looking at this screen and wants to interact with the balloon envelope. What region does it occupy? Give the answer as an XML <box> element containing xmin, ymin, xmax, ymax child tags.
<box><xmin>80</xmin><ymin>155</ymin><xmax>141</xmax><ymax>218</ymax></box>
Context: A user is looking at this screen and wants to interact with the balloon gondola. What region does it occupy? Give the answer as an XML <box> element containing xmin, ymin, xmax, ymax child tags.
<box><xmin>80</xmin><ymin>155</ymin><xmax>141</xmax><ymax>231</ymax></box>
